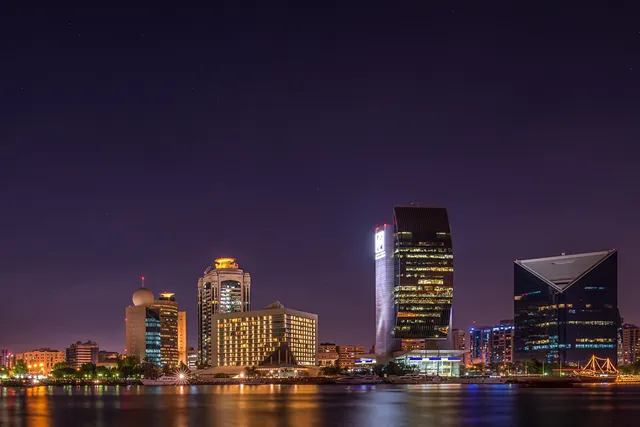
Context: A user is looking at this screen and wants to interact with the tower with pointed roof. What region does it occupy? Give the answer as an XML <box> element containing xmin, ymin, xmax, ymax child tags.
<box><xmin>514</xmin><ymin>250</ymin><xmax>618</xmax><ymax>367</ymax></box>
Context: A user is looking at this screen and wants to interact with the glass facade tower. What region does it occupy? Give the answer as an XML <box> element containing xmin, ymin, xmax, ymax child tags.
<box><xmin>514</xmin><ymin>250</ymin><xmax>618</xmax><ymax>367</ymax></box>
<box><xmin>375</xmin><ymin>206</ymin><xmax>454</xmax><ymax>361</ymax></box>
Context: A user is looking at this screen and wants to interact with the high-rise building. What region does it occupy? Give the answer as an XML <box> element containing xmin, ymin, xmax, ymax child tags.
<box><xmin>620</xmin><ymin>324</ymin><xmax>640</xmax><ymax>365</ymax></box>
<box><xmin>15</xmin><ymin>349</ymin><xmax>65</xmax><ymax>375</ymax></box>
<box><xmin>514</xmin><ymin>250</ymin><xmax>618</xmax><ymax>367</ymax></box>
<box><xmin>452</xmin><ymin>329</ymin><xmax>466</xmax><ymax>352</ymax></box>
<box><xmin>151</xmin><ymin>292</ymin><xmax>179</xmax><ymax>368</ymax></box>
<box><xmin>187</xmin><ymin>347</ymin><xmax>198</xmax><ymax>371</ymax></box>
<box><xmin>470</xmin><ymin>323</ymin><xmax>514</xmax><ymax>365</ymax></box>
<box><xmin>210</xmin><ymin>302</ymin><xmax>317</xmax><ymax>368</ymax></box>
<box><xmin>375</xmin><ymin>206</ymin><xmax>454</xmax><ymax>361</ymax></box>
<box><xmin>125</xmin><ymin>285</ymin><xmax>162</xmax><ymax>365</ymax></box>
<box><xmin>0</xmin><ymin>349</ymin><xmax>9</xmax><ymax>367</ymax></box>
<box><xmin>66</xmin><ymin>341</ymin><xmax>99</xmax><ymax>368</ymax></box>
<box><xmin>198</xmin><ymin>258</ymin><xmax>251</xmax><ymax>366</ymax></box>
<box><xmin>178</xmin><ymin>311</ymin><xmax>187</xmax><ymax>366</ymax></box>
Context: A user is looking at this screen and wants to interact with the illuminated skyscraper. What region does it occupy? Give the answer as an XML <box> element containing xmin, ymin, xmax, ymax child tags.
<box><xmin>152</xmin><ymin>292</ymin><xmax>180</xmax><ymax>368</ymax></box>
<box><xmin>66</xmin><ymin>341</ymin><xmax>99</xmax><ymax>368</ymax></box>
<box><xmin>514</xmin><ymin>250</ymin><xmax>618</xmax><ymax>367</ymax></box>
<box><xmin>375</xmin><ymin>206</ymin><xmax>454</xmax><ymax>361</ymax></box>
<box><xmin>198</xmin><ymin>258</ymin><xmax>251</xmax><ymax>366</ymax></box>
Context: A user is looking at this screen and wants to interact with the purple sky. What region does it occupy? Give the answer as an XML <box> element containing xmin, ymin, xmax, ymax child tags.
<box><xmin>1</xmin><ymin>4</ymin><xmax>639</xmax><ymax>353</ymax></box>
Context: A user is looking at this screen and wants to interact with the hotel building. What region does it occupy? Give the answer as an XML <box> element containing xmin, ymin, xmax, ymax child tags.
<box><xmin>198</xmin><ymin>257</ymin><xmax>251</xmax><ymax>366</ymax></box>
<box><xmin>375</xmin><ymin>206</ymin><xmax>454</xmax><ymax>362</ymax></box>
<box><xmin>125</xmin><ymin>286</ymin><xmax>162</xmax><ymax>365</ymax></box>
<box><xmin>469</xmin><ymin>322</ymin><xmax>514</xmax><ymax>365</ymax></box>
<box><xmin>151</xmin><ymin>292</ymin><xmax>180</xmax><ymax>367</ymax></box>
<box><xmin>15</xmin><ymin>349</ymin><xmax>65</xmax><ymax>375</ymax></box>
<box><xmin>514</xmin><ymin>250</ymin><xmax>618</xmax><ymax>367</ymax></box>
<box><xmin>619</xmin><ymin>323</ymin><xmax>640</xmax><ymax>365</ymax></box>
<box><xmin>65</xmin><ymin>341</ymin><xmax>99</xmax><ymax>368</ymax></box>
<box><xmin>210</xmin><ymin>302</ymin><xmax>317</xmax><ymax>368</ymax></box>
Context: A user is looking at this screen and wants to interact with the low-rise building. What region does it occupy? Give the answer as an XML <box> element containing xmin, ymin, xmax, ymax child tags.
<box><xmin>337</xmin><ymin>345</ymin><xmax>365</xmax><ymax>369</ymax></box>
<box><xmin>318</xmin><ymin>343</ymin><xmax>339</xmax><ymax>366</ymax></box>
<box><xmin>15</xmin><ymin>349</ymin><xmax>65</xmax><ymax>375</ymax></box>
<box><xmin>187</xmin><ymin>347</ymin><xmax>198</xmax><ymax>371</ymax></box>
<box><xmin>66</xmin><ymin>341</ymin><xmax>99</xmax><ymax>368</ymax></box>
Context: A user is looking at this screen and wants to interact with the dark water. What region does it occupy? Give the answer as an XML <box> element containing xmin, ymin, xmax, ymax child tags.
<box><xmin>2</xmin><ymin>384</ymin><xmax>640</xmax><ymax>426</ymax></box>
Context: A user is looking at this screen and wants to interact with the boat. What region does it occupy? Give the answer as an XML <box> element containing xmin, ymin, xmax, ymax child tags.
<box><xmin>140</xmin><ymin>376</ymin><xmax>180</xmax><ymax>386</ymax></box>
<box><xmin>335</xmin><ymin>375</ymin><xmax>383</xmax><ymax>385</ymax></box>
<box><xmin>574</xmin><ymin>355</ymin><xmax>618</xmax><ymax>383</ymax></box>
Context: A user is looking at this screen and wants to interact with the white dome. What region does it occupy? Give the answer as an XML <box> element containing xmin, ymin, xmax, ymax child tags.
<box><xmin>132</xmin><ymin>287</ymin><xmax>154</xmax><ymax>307</ymax></box>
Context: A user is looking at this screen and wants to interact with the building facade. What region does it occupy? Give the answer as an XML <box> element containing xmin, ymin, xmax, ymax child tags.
<box><xmin>318</xmin><ymin>343</ymin><xmax>339</xmax><ymax>366</ymax></box>
<box><xmin>66</xmin><ymin>341</ymin><xmax>99</xmax><ymax>368</ymax></box>
<box><xmin>337</xmin><ymin>345</ymin><xmax>365</xmax><ymax>369</ymax></box>
<box><xmin>125</xmin><ymin>287</ymin><xmax>162</xmax><ymax>365</ymax></box>
<box><xmin>15</xmin><ymin>349</ymin><xmax>65</xmax><ymax>375</ymax></box>
<box><xmin>375</xmin><ymin>206</ymin><xmax>454</xmax><ymax>361</ymax></box>
<box><xmin>178</xmin><ymin>311</ymin><xmax>187</xmax><ymax>366</ymax></box>
<box><xmin>210</xmin><ymin>302</ymin><xmax>317</xmax><ymax>368</ymax></box>
<box><xmin>620</xmin><ymin>324</ymin><xmax>640</xmax><ymax>366</ymax></box>
<box><xmin>470</xmin><ymin>322</ymin><xmax>514</xmax><ymax>365</ymax></box>
<box><xmin>0</xmin><ymin>349</ymin><xmax>9</xmax><ymax>367</ymax></box>
<box><xmin>152</xmin><ymin>292</ymin><xmax>179</xmax><ymax>368</ymax></box>
<box><xmin>514</xmin><ymin>250</ymin><xmax>618</xmax><ymax>367</ymax></box>
<box><xmin>187</xmin><ymin>347</ymin><xmax>198</xmax><ymax>370</ymax></box>
<box><xmin>198</xmin><ymin>258</ymin><xmax>251</xmax><ymax>366</ymax></box>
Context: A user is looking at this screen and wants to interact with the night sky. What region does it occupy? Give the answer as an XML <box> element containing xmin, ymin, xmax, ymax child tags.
<box><xmin>2</xmin><ymin>4</ymin><xmax>639</xmax><ymax>354</ymax></box>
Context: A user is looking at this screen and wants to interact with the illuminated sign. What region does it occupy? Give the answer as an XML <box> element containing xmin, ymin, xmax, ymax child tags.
<box><xmin>375</xmin><ymin>230</ymin><xmax>385</xmax><ymax>259</ymax></box>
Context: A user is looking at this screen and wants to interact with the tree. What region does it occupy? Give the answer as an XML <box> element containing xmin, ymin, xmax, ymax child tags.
<box><xmin>382</xmin><ymin>361</ymin><xmax>414</xmax><ymax>377</ymax></box>
<box><xmin>139</xmin><ymin>361</ymin><xmax>161</xmax><ymax>379</ymax></box>
<box><xmin>320</xmin><ymin>364</ymin><xmax>343</xmax><ymax>376</ymax></box>
<box><xmin>520</xmin><ymin>359</ymin><xmax>543</xmax><ymax>375</ymax></box>
<box><xmin>51</xmin><ymin>367</ymin><xmax>77</xmax><ymax>379</ymax></box>
<box><xmin>503</xmin><ymin>362</ymin><xmax>516</xmax><ymax>375</ymax></box>
<box><xmin>117</xmin><ymin>356</ymin><xmax>137</xmax><ymax>379</ymax></box>
<box><xmin>80</xmin><ymin>363</ymin><xmax>96</xmax><ymax>378</ymax></box>
<box><xmin>53</xmin><ymin>362</ymin><xmax>69</xmax><ymax>371</ymax></box>
<box><xmin>95</xmin><ymin>366</ymin><xmax>110</xmax><ymax>378</ymax></box>
<box><xmin>13</xmin><ymin>359</ymin><xmax>28</xmax><ymax>376</ymax></box>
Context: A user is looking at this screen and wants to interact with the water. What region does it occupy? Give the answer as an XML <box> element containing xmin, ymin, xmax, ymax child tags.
<box><xmin>2</xmin><ymin>384</ymin><xmax>640</xmax><ymax>426</ymax></box>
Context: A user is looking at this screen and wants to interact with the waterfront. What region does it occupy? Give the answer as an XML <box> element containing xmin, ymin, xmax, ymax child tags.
<box><xmin>3</xmin><ymin>384</ymin><xmax>640</xmax><ymax>426</ymax></box>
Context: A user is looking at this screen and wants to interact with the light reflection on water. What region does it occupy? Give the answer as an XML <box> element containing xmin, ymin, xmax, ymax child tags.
<box><xmin>2</xmin><ymin>384</ymin><xmax>640</xmax><ymax>426</ymax></box>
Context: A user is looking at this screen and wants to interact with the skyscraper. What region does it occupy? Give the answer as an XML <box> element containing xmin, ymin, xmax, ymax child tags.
<box><xmin>375</xmin><ymin>206</ymin><xmax>454</xmax><ymax>361</ymax></box>
<box><xmin>66</xmin><ymin>341</ymin><xmax>99</xmax><ymax>368</ymax></box>
<box><xmin>152</xmin><ymin>292</ymin><xmax>179</xmax><ymax>368</ymax></box>
<box><xmin>178</xmin><ymin>311</ymin><xmax>187</xmax><ymax>366</ymax></box>
<box><xmin>514</xmin><ymin>250</ymin><xmax>618</xmax><ymax>367</ymax></box>
<box><xmin>198</xmin><ymin>258</ymin><xmax>251</xmax><ymax>366</ymax></box>
<box><xmin>125</xmin><ymin>285</ymin><xmax>162</xmax><ymax>365</ymax></box>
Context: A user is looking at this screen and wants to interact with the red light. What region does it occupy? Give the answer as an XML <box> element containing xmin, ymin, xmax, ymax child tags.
<box><xmin>141</xmin><ymin>276</ymin><xmax>145</xmax><ymax>280</ymax></box>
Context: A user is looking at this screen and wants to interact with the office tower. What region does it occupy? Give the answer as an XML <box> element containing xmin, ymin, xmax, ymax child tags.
<box><xmin>15</xmin><ymin>349</ymin><xmax>65</xmax><ymax>375</ymax></box>
<box><xmin>151</xmin><ymin>292</ymin><xmax>179</xmax><ymax>368</ymax></box>
<box><xmin>470</xmin><ymin>323</ymin><xmax>515</xmax><ymax>365</ymax></box>
<box><xmin>620</xmin><ymin>324</ymin><xmax>640</xmax><ymax>365</ymax></box>
<box><xmin>375</xmin><ymin>206</ymin><xmax>454</xmax><ymax>361</ymax></box>
<box><xmin>198</xmin><ymin>257</ymin><xmax>251</xmax><ymax>366</ymax></box>
<box><xmin>125</xmin><ymin>285</ymin><xmax>162</xmax><ymax>365</ymax></box>
<box><xmin>66</xmin><ymin>341</ymin><xmax>99</xmax><ymax>368</ymax></box>
<box><xmin>514</xmin><ymin>250</ymin><xmax>618</xmax><ymax>367</ymax></box>
<box><xmin>187</xmin><ymin>347</ymin><xmax>198</xmax><ymax>371</ymax></box>
<box><xmin>210</xmin><ymin>301</ymin><xmax>317</xmax><ymax>368</ymax></box>
<box><xmin>178</xmin><ymin>311</ymin><xmax>187</xmax><ymax>366</ymax></box>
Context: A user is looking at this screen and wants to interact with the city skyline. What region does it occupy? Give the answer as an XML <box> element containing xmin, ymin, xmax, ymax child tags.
<box><xmin>3</xmin><ymin>4</ymin><xmax>640</xmax><ymax>353</ymax></box>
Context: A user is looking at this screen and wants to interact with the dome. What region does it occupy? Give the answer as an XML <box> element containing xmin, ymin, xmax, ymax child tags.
<box><xmin>132</xmin><ymin>287</ymin><xmax>154</xmax><ymax>307</ymax></box>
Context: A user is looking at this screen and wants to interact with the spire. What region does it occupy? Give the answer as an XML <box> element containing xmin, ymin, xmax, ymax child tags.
<box><xmin>141</xmin><ymin>276</ymin><xmax>146</xmax><ymax>288</ymax></box>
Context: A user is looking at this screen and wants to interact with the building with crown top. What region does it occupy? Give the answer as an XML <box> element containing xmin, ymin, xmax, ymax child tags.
<box><xmin>198</xmin><ymin>258</ymin><xmax>251</xmax><ymax>366</ymax></box>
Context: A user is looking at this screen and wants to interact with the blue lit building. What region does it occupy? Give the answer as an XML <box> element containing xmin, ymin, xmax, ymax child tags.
<box><xmin>469</xmin><ymin>321</ymin><xmax>514</xmax><ymax>365</ymax></box>
<box><xmin>514</xmin><ymin>250</ymin><xmax>618</xmax><ymax>367</ymax></box>
<box><xmin>144</xmin><ymin>309</ymin><xmax>162</xmax><ymax>365</ymax></box>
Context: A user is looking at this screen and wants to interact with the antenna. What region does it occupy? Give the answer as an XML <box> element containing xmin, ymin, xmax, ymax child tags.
<box><xmin>141</xmin><ymin>276</ymin><xmax>146</xmax><ymax>288</ymax></box>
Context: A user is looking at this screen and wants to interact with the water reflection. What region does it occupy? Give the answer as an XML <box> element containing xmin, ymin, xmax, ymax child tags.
<box><xmin>2</xmin><ymin>384</ymin><xmax>640</xmax><ymax>426</ymax></box>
